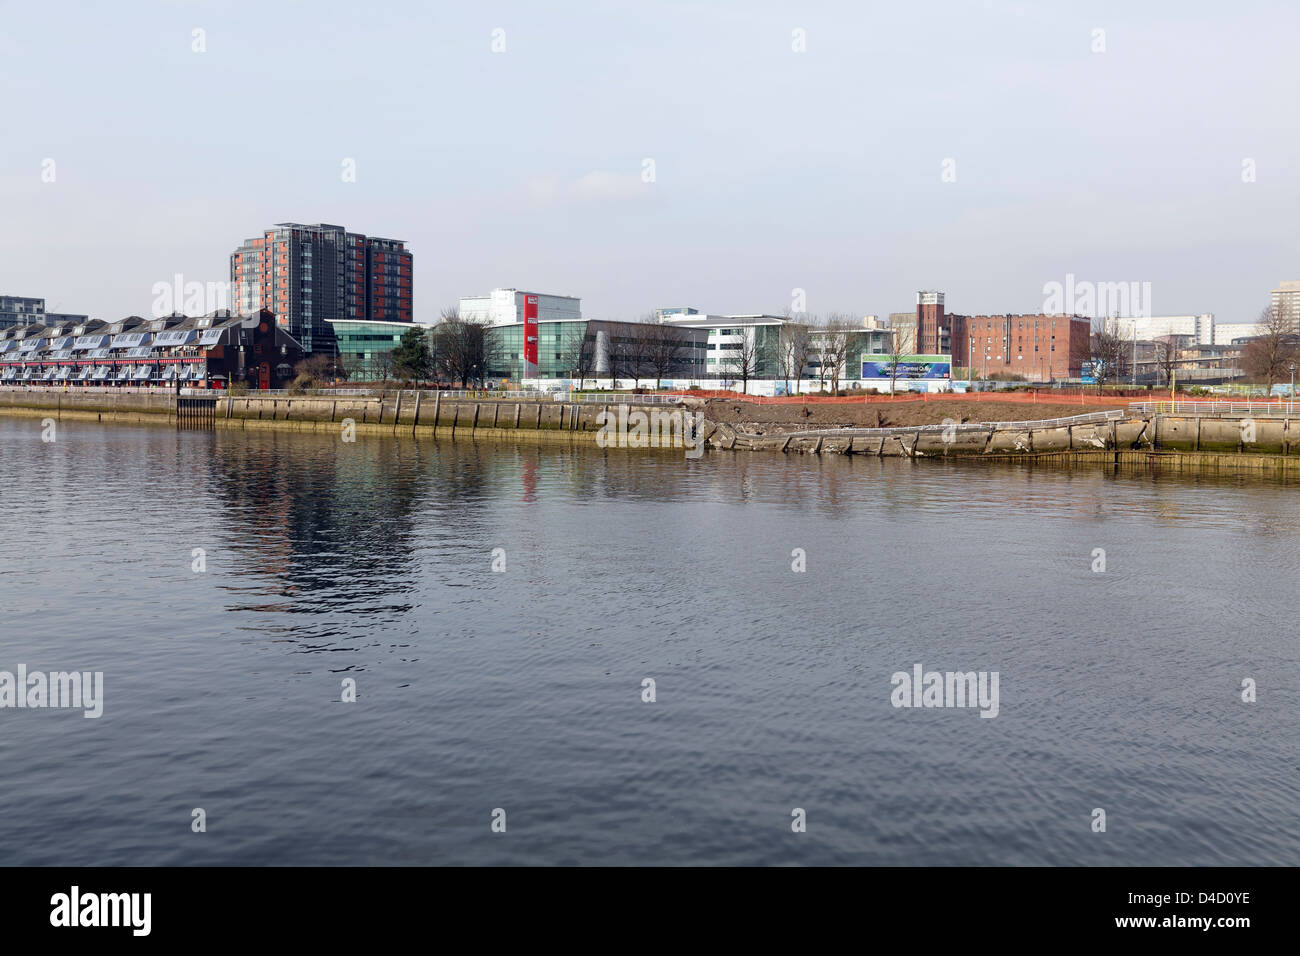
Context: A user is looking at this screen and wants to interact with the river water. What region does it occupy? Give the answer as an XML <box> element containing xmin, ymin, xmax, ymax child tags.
<box><xmin>0</xmin><ymin>417</ymin><xmax>1296</xmax><ymax>865</ymax></box>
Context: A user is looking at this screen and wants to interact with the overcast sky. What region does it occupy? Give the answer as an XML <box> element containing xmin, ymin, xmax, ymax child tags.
<box><xmin>2</xmin><ymin>0</ymin><xmax>1297</xmax><ymax>325</ymax></box>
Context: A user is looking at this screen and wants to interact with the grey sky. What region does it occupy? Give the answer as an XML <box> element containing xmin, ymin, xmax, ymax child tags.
<box><xmin>2</xmin><ymin>0</ymin><xmax>1297</xmax><ymax>325</ymax></box>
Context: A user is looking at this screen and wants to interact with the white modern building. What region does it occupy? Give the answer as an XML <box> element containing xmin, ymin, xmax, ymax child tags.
<box><xmin>657</xmin><ymin>309</ymin><xmax>788</xmax><ymax>377</ymax></box>
<box><xmin>458</xmin><ymin>289</ymin><xmax>581</xmax><ymax>326</ymax></box>
<box><xmin>1214</xmin><ymin>322</ymin><xmax>1267</xmax><ymax>345</ymax></box>
<box><xmin>1108</xmin><ymin>314</ymin><xmax>1214</xmax><ymax>345</ymax></box>
<box><xmin>656</xmin><ymin>307</ymin><xmax>896</xmax><ymax>392</ymax></box>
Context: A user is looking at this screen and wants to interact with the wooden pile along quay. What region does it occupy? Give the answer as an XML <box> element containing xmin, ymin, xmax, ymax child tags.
<box><xmin>176</xmin><ymin>394</ymin><xmax>218</xmax><ymax>428</ymax></box>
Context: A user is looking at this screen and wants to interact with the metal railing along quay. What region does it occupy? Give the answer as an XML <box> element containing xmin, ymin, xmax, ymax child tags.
<box><xmin>1128</xmin><ymin>400</ymin><xmax>1299</xmax><ymax>416</ymax></box>
<box><xmin>564</xmin><ymin>392</ymin><xmax>683</xmax><ymax>405</ymax></box>
<box><xmin>389</xmin><ymin>389</ymin><xmax>685</xmax><ymax>405</ymax></box>
<box><xmin>0</xmin><ymin>384</ymin><xmax>173</xmax><ymax>395</ymax></box>
<box><xmin>0</xmin><ymin>382</ymin><xmax>694</xmax><ymax>405</ymax></box>
<box><xmin>242</xmin><ymin>387</ymin><xmax>375</xmax><ymax>397</ymax></box>
<box><xmin>778</xmin><ymin>409</ymin><xmax>1124</xmax><ymax>440</ymax></box>
<box><xmin>247</xmin><ymin>388</ymin><xmax>685</xmax><ymax>404</ymax></box>
<box><xmin>411</xmin><ymin>388</ymin><xmax>544</xmax><ymax>401</ymax></box>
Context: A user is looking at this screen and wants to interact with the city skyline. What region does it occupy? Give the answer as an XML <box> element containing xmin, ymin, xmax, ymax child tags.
<box><xmin>2</xmin><ymin>1</ymin><xmax>1298</xmax><ymax>326</ymax></box>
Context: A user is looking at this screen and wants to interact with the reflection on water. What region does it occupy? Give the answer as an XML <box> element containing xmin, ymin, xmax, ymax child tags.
<box><xmin>0</xmin><ymin>418</ymin><xmax>1296</xmax><ymax>865</ymax></box>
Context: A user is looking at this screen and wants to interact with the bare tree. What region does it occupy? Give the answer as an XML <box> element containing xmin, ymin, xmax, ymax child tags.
<box><xmin>341</xmin><ymin>350</ymin><xmax>395</xmax><ymax>384</ymax></box>
<box><xmin>638</xmin><ymin>314</ymin><xmax>691</xmax><ymax>390</ymax></box>
<box><xmin>598</xmin><ymin>325</ymin><xmax>621</xmax><ymax>388</ymax></box>
<box><xmin>778</xmin><ymin>321</ymin><xmax>812</xmax><ymax>396</ymax></box>
<box><xmin>1153</xmin><ymin>335</ymin><xmax>1178</xmax><ymax>386</ymax></box>
<box><xmin>558</xmin><ymin>323</ymin><xmax>594</xmax><ymax>389</ymax></box>
<box><xmin>891</xmin><ymin>316</ymin><xmax>917</xmax><ymax>355</ymax></box>
<box><xmin>817</xmin><ymin>314</ymin><xmax>854</xmax><ymax>394</ymax></box>
<box><xmin>626</xmin><ymin>328</ymin><xmax>654</xmax><ymax>388</ymax></box>
<box><xmin>593</xmin><ymin>324</ymin><xmax>647</xmax><ymax>389</ymax></box>
<box><xmin>339</xmin><ymin>353</ymin><xmax>367</xmax><ymax>382</ymax></box>
<box><xmin>1240</xmin><ymin>304</ymin><xmax>1298</xmax><ymax>390</ymax></box>
<box><xmin>432</xmin><ymin>306</ymin><xmax>500</xmax><ymax>387</ymax></box>
<box><xmin>1089</xmin><ymin>323</ymin><xmax>1129</xmax><ymax>386</ymax></box>
<box><xmin>886</xmin><ymin>326</ymin><xmax>908</xmax><ymax>395</ymax></box>
<box><xmin>296</xmin><ymin>351</ymin><xmax>350</xmax><ymax>383</ymax></box>
<box><xmin>721</xmin><ymin>328</ymin><xmax>761</xmax><ymax>395</ymax></box>
<box><xmin>604</xmin><ymin>329</ymin><xmax>643</xmax><ymax>389</ymax></box>
<box><xmin>369</xmin><ymin>350</ymin><xmax>396</xmax><ymax>384</ymax></box>
<box><xmin>810</xmin><ymin>319</ymin><xmax>832</xmax><ymax>392</ymax></box>
<box><xmin>798</xmin><ymin>315</ymin><xmax>829</xmax><ymax>392</ymax></box>
<box><xmin>293</xmin><ymin>353</ymin><xmax>337</xmax><ymax>387</ymax></box>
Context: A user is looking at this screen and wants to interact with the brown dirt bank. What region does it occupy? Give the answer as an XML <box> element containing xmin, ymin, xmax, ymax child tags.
<box><xmin>701</xmin><ymin>398</ymin><xmax>1129</xmax><ymax>431</ymax></box>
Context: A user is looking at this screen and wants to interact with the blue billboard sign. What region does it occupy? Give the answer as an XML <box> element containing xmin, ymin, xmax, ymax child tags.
<box><xmin>862</xmin><ymin>356</ymin><xmax>951</xmax><ymax>380</ymax></box>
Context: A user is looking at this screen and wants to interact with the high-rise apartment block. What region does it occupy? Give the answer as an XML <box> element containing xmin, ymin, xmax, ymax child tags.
<box><xmin>230</xmin><ymin>222</ymin><xmax>412</xmax><ymax>353</ymax></box>
<box><xmin>1272</xmin><ymin>280</ymin><xmax>1300</xmax><ymax>333</ymax></box>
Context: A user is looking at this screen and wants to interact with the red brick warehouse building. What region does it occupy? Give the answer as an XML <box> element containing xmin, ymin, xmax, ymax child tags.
<box><xmin>913</xmin><ymin>291</ymin><xmax>1092</xmax><ymax>382</ymax></box>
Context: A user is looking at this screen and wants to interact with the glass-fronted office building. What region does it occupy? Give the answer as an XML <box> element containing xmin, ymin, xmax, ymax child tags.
<box><xmin>327</xmin><ymin>317</ymin><xmax>706</xmax><ymax>383</ymax></box>
<box><xmin>329</xmin><ymin>319</ymin><xmax>420</xmax><ymax>378</ymax></box>
<box><xmin>485</xmin><ymin>319</ymin><xmax>709</xmax><ymax>382</ymax></box>
<box><xmin>327</xmin><ymin>314</ymin><xmax>894</xmax><ymax>388</ymax></box>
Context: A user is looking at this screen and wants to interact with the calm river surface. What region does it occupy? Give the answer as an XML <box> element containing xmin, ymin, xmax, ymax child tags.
<box><xmin>0</xmin><ymin>417</ymin><xmax>1296</xmax><ymax>866</ymax></box>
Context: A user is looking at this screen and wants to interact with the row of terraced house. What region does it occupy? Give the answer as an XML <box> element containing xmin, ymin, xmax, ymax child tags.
<box><xmin>0</xmin><ymin>311</ymin><xmax>304</xmax><ymax>388</ymax></box>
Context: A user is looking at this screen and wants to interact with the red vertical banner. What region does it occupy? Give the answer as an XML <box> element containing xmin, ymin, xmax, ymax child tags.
<box><xmin>523</xmin><ymin>294</ymin><xmax>539</xmax><ymax>376</ymax></box>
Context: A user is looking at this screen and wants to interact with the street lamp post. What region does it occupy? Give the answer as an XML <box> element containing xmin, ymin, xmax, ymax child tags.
<box><xmin>1290</xmin><ymin>362</ymin><xmax>1296</xmax><ymax>414</ymax></box>
<box><xmin>1131</xmin><ymin>322</ymin><xmax>1137</xmax><ymax>387</ymax></box>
